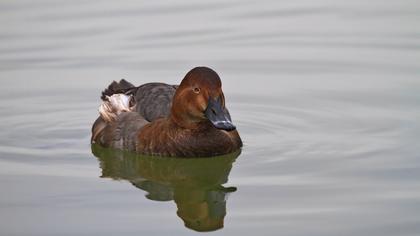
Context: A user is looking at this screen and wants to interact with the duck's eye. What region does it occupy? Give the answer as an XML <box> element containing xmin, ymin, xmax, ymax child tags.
<box><xmin>193</xmin><ymin>87</ymin><xmax>201</xmax><ymax>94</ymax></box>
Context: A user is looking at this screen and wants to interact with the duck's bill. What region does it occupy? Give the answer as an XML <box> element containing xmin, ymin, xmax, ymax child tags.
<box><xmin>205</xmin><ymin>97</ymin><xmax>236</xmax><ymax>131</ymax></box>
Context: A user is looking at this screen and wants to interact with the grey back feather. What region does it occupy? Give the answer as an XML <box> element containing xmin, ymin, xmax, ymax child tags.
<box><xmin>133</xmin><ymin>83</ymin><xmax>178</xmax><ymax>122</ymax></box>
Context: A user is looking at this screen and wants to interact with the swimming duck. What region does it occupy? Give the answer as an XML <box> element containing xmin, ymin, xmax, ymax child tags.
<box><xmin>91</xmin><ymin>67</ymin><xmax>242</xmax><ymax>157</ymax></box>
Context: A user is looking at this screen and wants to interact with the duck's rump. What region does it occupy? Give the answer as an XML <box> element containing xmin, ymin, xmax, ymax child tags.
<box><xmin>101</xmin><ymin>79</ymin><xmax>178</xmax><ymax>122</ymax></box>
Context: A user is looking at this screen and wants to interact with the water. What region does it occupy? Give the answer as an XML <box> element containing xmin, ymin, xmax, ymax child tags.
<box><xmin>1</xmin><ymin>0</ymin><xmax>420</xmax><ymax>235</ymax></box>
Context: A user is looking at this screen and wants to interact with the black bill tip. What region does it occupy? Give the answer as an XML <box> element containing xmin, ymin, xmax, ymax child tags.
<box><xmin>212</xmin><ymin>120</ymin><xmax>236</xmax><ymax>131</ymax></box>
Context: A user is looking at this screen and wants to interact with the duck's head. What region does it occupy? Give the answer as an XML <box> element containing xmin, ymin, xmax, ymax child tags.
<box><xmin>171</xmin><ymin>67</ymin><xmax>236</xmax><ymax>131</ymax></box>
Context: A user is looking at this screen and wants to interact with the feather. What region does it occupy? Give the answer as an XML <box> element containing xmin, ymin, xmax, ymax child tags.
<box><xmin>99</xmin><ymin>94</ymin><xmax>136</xmax><ymax>122</ymax></box>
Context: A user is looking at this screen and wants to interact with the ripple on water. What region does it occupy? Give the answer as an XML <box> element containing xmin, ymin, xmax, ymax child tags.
<box><xmin>0</xmin><ymin>90</ymin><xmax>97</xmax><ymax>161</ymax></box>
<box><xmin>230</xmin><ymin>91</ymin><xmax>417</xmax><ymax>183</ymax></box>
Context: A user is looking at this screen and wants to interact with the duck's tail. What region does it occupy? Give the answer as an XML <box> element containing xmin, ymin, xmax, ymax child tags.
<box><xmin>99</xmin><ymin>94</ymin><xmax>136</xmax><ymax>122</ymax></box>
<box><xmin>101</xmin><ymin>79</ymin><xmax>136</xmax><ymax>101</ymax></box>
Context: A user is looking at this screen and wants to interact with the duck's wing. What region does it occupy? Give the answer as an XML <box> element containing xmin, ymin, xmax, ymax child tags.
<box><xmin>133</xmin><ymin>83</ymin><xmax>177</xmax><ymax>122</ymax></box>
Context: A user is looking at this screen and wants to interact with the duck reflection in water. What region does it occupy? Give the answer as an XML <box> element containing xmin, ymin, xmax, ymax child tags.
<box><xmin>91</xmin><ymin>144</ymin><xmax>240</xmax><ymax>232</ymax></box>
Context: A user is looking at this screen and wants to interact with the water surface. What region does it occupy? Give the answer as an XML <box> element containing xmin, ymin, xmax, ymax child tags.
<box><xmin>1</xmin><ymin>0</ymin><xmax>420</xmax><ymax>235</ymax></box>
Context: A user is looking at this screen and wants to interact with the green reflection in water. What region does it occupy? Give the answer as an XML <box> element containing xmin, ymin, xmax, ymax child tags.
<box><xmin>91</xmin><ymin>144</ymin><xmax>241</xmax><ymax>232</ymax></box>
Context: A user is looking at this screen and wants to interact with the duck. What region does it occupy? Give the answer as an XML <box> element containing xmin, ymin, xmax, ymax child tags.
<box><xmin>91</xmin><ymin>67</ymin><xmax>242</xmax><ymax>157</ymax></box>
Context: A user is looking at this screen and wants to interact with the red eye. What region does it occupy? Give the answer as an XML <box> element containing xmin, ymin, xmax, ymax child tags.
<box><xmin>193</xmin><ymin>87</ymin><xmax>201</xmax><ymax>94</ymax></box>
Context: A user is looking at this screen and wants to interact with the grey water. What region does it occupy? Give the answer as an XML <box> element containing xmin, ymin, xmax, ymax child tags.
<box><xmin>1</xmin><ymin>0</ymin><xmax>420</xmax><ymax>235</ymax></box>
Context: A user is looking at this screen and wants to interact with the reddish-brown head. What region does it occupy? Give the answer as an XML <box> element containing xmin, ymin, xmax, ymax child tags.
<box><xmin>170</xmin><ymin>67</ymin><xmax>235</xmax><ymax>131</ymax></box>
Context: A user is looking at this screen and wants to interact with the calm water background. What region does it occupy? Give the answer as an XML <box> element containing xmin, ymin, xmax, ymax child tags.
<box><xmin>1</xmin><ymin>0</ymin><xmax>420</xmax><ymax>235</ymax></box>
